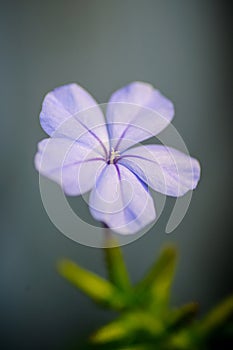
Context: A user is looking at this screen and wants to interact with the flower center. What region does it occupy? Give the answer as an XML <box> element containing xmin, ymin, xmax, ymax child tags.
<box><xmin>109</xmin><ymin>147</ymin><xmax>120</xmax><ymax>164</ymax></box>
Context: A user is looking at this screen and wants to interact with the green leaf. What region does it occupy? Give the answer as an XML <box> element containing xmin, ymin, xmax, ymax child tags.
<box><xmin>166</xmin><ymin>296</ymin><xmax>233</xmax><ymax>349</ymax></box>
<box><xmin>168</xmin><ymin>302</ymin><xmax>199</xmax><ymax>329</ymax></box>
<box><xmin>119</xmin><ymin>345</ymin><xmax>154</xmax><ymax>350</ymax></box>
<box><xmin>91</xmin><ymin>311</ymin><xmax>164</xmax><ymax>344</ymax></box>
<box><xmin>198</xmin><ymin>294</ymin><xmax>233</xmax><ymax>337</ymax></box>
<box><xmin>104</xmin><ymin>235</ymin><xmax>131</xmax><ymax>292</ymax></box>
<box><xmin>58</xmin><ymin>259</ymin><xmax>128</xmax><ymax>310</ymax></box>
<box><xmin>134</xmin><ymin>245</ymin><xmax>177</xmax><ymax>311</ymax></box>
<box><xmin>165</xmin><ymin>329</ymin><xmax>196</xmax><ymax>350</ymax></box>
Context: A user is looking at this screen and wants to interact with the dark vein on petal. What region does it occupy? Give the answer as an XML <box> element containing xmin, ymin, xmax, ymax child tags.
<box><xmin>55</xmin><ymin>135</ymin><xmax>104</xmax><ymax>157</ymax></box>
<box><xmin>114</xmin><ymin>164</ymin><xmax>142</xmax><ymax>228</ymax></box>
<box><xmin>48</xmin><ymin>157</ymin><xmax>105</xmax><ymax>175</ymax></box>
<box><xmin>114</xmin><ymin>123</ymin><xmax>132</xmax><ymax>150</ymax></box>
<box><xmin>119</xmin><ymin>154</ymin><xmax>190</xmax><ymax>193</ymax></box>
<box><xmin>117</xmin><ymin>154</ymin><xmax>159</xmax><ymax>165</ymax></box>
<box><xmin>117</xmin><ymin>162</ymin><xmax>149</xmax><ymax>192</ymax></box>
<box><xmin>114</xmin><ymin>163</ymin><xmax>129</xmax><ymax>227</ymax></box>
<box><xmin>74</xmin><ymin>117</ymin><xmax>108</xmax><ymax>158</ymax></box>
<box><xmin>113</xmin><ymin>103</ymin><xmax>146</xmax><ymax>151</ymax></box>
<box><xmin>114</xmin><ymin>163</ymin><xmax>121</xmax><ymax>180</ymax></box>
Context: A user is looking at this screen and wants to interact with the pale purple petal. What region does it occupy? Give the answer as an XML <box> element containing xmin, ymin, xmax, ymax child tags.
<box><xmin>118</xmin><ymin>145</ymin><xmax>201</xmax><ymax>197</ymax></box>
<box><xmin>89</xmin><ymin>164</ymin><xmax>156</xmax><ymax>234</ymax></box>
<box><xmin>35</xmin><ymin>138</ymin><xmax>105</xmax><ymax>196</ymax></box>
<box><xmin>40</xmin><ymin>83</ymin><xmax>109</xmax><ymax>156</ymax></box>
<box><xmin>106</xmin><ymin>82</ymin><xmax>174</xmax><ymax>151</ymax></box>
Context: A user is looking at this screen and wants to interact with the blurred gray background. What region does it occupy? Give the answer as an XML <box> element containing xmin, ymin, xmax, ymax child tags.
<box><xmin>1</xmin><ymin>0</ymin><xmax>232</xmax><ymax>349</ymax></box>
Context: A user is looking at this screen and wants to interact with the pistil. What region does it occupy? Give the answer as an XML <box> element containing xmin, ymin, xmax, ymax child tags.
<box><xmin>109</xmin><ymin>148</ymin><xmax>120</xmax><ymax>164</ymax></box>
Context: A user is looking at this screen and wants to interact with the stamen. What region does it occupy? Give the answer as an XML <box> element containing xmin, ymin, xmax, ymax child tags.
<box><xmin>110</xmin><ymin>147</ymin><xmax>120</xmax><ymax>164</ymax></box>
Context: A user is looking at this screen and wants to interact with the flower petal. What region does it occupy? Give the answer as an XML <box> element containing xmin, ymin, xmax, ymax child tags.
<box><xmin>106</xmin><ymin>82</ymin><xmax>174</xmax><ymax>151</ymax></box>
<box><xmin>35</xmin><ymin>138</ymin><xmax>105</xmax><ymax>196</ymax></box>
<box><xmin>89</xmin><ymin>164</ymin><xmax>156</xmax><ymax>234</ymax></box>
<box><xmin>40</xmin><ymin>83</ymin><xmax>109</xmax><ymax>156</ymax></box>
<box><xmin>118</xmin><ymin>145</ymin><xmax>201</xmax><ymax>197</ymax></box>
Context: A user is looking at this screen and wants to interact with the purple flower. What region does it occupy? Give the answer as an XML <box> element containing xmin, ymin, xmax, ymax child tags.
<box><xmin>35</xmin><ymin>82</ymin><xmax>200</xmax><ymax>234</ymax></box>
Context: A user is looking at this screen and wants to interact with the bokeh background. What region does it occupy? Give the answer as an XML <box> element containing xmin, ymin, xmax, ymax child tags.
<box><xmin>1</xmin><ymin>0</ymin><xmax>232</xmax><ymax>349</ymax></box>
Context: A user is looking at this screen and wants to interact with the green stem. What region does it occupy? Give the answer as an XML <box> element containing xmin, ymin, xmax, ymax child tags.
<box><xmin>103</xmin><ymin>223</ymin><xmax>132</xmax><ymax>292</ymax></box>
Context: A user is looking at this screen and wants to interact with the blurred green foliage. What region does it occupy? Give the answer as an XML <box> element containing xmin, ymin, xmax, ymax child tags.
<box><xmin>58</xmin><ymin>239</ymin><xmax>233</xmax><ymax>350</ymax></box>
